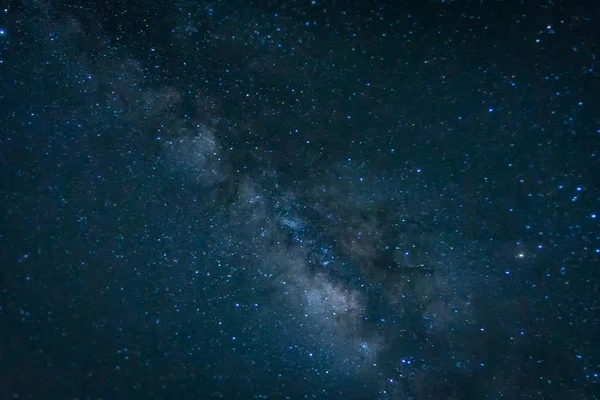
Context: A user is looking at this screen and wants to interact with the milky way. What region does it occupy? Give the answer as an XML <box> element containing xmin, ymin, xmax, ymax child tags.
<box><xmin>2</xmin><ymin>1</ymin><xmax>599</xmax><ymax>399</ymax></box>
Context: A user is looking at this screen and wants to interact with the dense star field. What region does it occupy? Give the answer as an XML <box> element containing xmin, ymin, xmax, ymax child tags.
<box><xmin>1</xmin><ymin>1</ymin><xmax>599</xmax><ymax>399</ymax></box>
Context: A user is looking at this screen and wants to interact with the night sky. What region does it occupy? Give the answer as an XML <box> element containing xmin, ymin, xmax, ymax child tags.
<box><xmin>1</xmin><ymin>1</ymin><xmax>599</xmax><ymax>399</ymax></box>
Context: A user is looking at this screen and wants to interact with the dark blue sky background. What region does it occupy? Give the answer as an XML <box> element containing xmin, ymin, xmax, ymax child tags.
<box><xmin>1</xmin><ymin>1</ymin><xmax>599</xmax><ymax>399</ymax></box>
